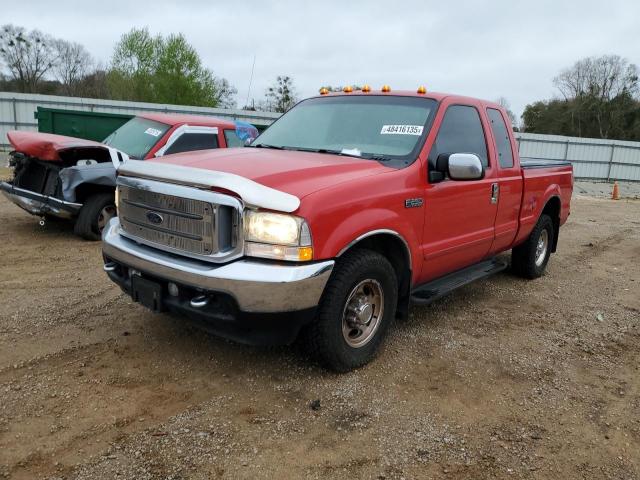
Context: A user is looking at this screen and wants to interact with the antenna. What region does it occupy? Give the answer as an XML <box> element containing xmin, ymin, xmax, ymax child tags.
<box><xmin>245</xmin><ymin>54</ymin><xmax>256</xmax><ymax>109</ymax></box>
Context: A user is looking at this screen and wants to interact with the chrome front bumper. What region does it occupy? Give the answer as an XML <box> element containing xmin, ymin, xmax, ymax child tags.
<box><xmin>102</xmin><ymin>218</ymin><xmax>334</xmax><ymax>313</ymax></box>
<box><xmin>0</xmin><ymin>181</ymin><xmax>82</xmax><ymax>219</ymax></box>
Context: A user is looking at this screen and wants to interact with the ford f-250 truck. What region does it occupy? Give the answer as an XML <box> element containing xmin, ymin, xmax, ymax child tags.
<box><xmin>101</xmin><ymin>87</ymin><xmax>573</xmax><ymax>372</ymax></box>
<box><xmin>1</xmin><ymin>113</ymin><xmax>257</xmax><ymax>239</ymax></box>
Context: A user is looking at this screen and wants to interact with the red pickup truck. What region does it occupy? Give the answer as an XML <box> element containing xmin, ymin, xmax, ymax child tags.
<box><xmin>1</xmin><ymin>113</ymin><xmax>257</xmax><ymax>239</ymax></box>
<box><xmin>101</xmin><ymin>88</ymin><xmax>573</xmax><ymax>371</ymax></box>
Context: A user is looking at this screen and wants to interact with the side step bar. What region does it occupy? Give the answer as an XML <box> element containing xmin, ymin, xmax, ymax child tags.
<box><xmin>410</xmin><ymin>258</ymin><xmax>508</xmax><ymax>305</ymax></box>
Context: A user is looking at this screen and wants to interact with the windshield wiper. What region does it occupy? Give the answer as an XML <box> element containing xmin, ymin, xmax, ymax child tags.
<box><xmin>253</xmin><ymin>144</ymin><xmax>393</xmax><ymax>162</ymax></box>
<box><xmin>287</xmin><ymin>147</ymin><xmax>364</xmax><ymax>159</ymax></box>
<box><xmin>295</xmin><ymin>147</ymin><xmax>392</xmax><ymax>162</ymax></box>
<box><xmin>251</xmin><ymin>143</ymin><xmax>285</xmax><ymax>150</ymax></box>
<box><xmin>365</xmin><ymin>153</ymin><xmax>393</xmax><ymax>162</ymax></box>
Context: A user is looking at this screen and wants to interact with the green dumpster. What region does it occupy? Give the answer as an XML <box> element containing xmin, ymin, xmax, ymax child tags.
<box><xmin>35</xmin><ymin>107</ymin><xmax>133</xmax><ymax>142</ymax></box>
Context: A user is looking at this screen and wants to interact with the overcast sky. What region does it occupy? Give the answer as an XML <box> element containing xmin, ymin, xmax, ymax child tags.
<box><xmin>6</xmin><ymin>0</ymin><xmax>640</xmax><ymax>118</ymax></box>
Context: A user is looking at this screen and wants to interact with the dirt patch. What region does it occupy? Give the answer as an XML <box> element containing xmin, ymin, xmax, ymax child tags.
<box><xmin>0</xmin><ymin>195</ymin><xmax>639</xmax><ymax>479</ymax></box>
<box><xmin>0</xmin><ymin>167</ymin><xmax>11</xmax><ymax>182</ymax></box>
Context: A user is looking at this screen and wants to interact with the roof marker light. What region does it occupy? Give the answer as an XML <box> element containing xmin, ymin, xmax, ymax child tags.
<box><xmin>417</xmin><ymin>85</ymin><xmax>427</xmax><ymax>94</ymax></box>
<box><xmin>362</xmin><ymin>84</ymin><xmax>371</xmax><ymax>93</ymax></box>
<box><xmin>343</xmin><ymin>85</ymin><xmax>353</xmax><ymax>93</ymax></box>
<box><xmin>381</xmin><ymin>85</ymin><xmax>391</xmax><ymax>92</ymax></box>
<box><xmin>319</xmin><ymin>87</ymin><xmax>329</xmax><ymax>95</ymax></box>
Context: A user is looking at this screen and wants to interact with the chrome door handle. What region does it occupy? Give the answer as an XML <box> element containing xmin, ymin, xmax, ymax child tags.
<box><xmin>491</xmin><ymin>183</ymin><xmax>499</xmax><ymax>204</ymax></box>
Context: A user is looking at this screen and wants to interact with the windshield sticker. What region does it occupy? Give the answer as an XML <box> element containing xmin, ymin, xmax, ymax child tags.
<box><xmin>144</xmin><ymin>127</ymin><xmax>163</xmax><ymax>137</ymax></box>
<box><xmin>380</xmin><ymin>125</ymin><xmax>424</xmax><ymax>135</ymax></box>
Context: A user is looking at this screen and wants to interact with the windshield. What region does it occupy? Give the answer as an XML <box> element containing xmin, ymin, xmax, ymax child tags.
<box><xmin>252</xmin><ymin>95</ymin><xmax>437</xmax><ymax>162</ymax></box>
<box><xmin>103</xmin><ymin>117</ymin><xmax>170</xmax><ymax>159</ymax></box>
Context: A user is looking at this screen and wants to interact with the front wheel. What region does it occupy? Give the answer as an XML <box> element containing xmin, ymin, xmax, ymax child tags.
<box><xmin>302</xmin><ymin>249</ymin><xmax>398</xmax><ymax>372</ymax></box>
<box><xmin>511</xmin><ymin>214</ymin><xmax>554</xmax><ymax>279</ymax></box>
<box><xmin>74</xmin><ymin>193</ymin><xmax>116</xmax><ymax>241</ymax></box>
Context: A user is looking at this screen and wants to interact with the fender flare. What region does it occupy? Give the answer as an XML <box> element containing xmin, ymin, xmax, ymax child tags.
<box><xmin>337</xmin><ymin>228</ymin><xmax>413</xmax><ymax>270</ymax></box>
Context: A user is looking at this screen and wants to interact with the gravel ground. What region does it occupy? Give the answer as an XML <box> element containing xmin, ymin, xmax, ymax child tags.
<box><xmin>0</xmin><ymin>194</ymin><xmax>639</xmax><ymax>480</ymax></box>
<box><xmin>575</xmin><ymin>180</ymin><xmax>640</xmax><ymax>199</ymax></box>
<box><xmin>0</xmin><ymin>167</ymin><xmax>11</xmax><ymax>182</ymax></box>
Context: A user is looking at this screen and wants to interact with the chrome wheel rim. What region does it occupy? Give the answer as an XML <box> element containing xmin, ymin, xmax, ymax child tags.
<box><xmin>535</xmin><ymin>229</ymin><xmax>549</xmax><ymax>267</ymax></box>
<box><xmin>98</xmin><ymin>205</ymin><xmax>117</xmax><ymax>232</ymax></box>
<box><xmin>341</xmin><ymin>279</ymin><xmax>384</xmax><ymax>348</ymax></box>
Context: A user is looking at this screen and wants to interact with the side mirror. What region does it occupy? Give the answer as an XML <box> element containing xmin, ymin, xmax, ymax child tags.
<box><xmin>432</xmin><ymin>153</ymin><xmax>483</xmax><ymax>182</ymax></box>
<box><xmin>448</xmin><ymin>153</ymin><xmax>484</xmax><ymax>180</ymax></box>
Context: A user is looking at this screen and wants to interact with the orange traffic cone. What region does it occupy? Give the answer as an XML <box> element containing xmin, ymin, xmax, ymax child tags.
<box><xmin>611</xmin><ymin>181</ymin><xmax>620</xmax><ymax>200</ymax></box>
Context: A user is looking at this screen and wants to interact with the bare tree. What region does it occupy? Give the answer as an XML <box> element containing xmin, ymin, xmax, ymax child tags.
<box><xmin>553</xmin><ymin>55</ymin><xmax>639</xmax><ymax>101</ymax></box>
<box><xmin>0</xmin><ymin>24</ymin><xmax>58</xmax><ymax>92</ymax></box>
<box><xmin>495</xmin><ymin>97</ymin><xmax>518</xmax><ymax>128</ymax></box>
<box><xmin>213</xmin><ymin>77</ymin><xmax>237</xmax><ymax>108</ymax></box>
<box><xmin>549</xmin><ymin>55</ymin><xmax>640</xmax><ymax>139</ymax></box>
<box><xmin>264</xmin><ymin>76</ymin><xmax>298</xmax><ymax>113</ymax></box>
<box><xmin>53</xmin><ymin>40</ymin><xmax>93</xmax><ymax>95</ymax></box>
<box><xmin>77</xmin><ymin>64</ymin><xmax>110</xmax><ymax>99</ymax></box>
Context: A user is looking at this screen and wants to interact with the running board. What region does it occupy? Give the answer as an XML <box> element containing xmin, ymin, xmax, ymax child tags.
<box><xmin>410</xmin><ymin>258</ymin><xmax>508</xmax><ymax>305</ymax></box>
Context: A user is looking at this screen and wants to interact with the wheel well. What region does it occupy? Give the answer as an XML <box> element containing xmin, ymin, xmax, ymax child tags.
<box><xmin>339</xmin><ymin>233</ymin><xmax>412</xmax><ymax>320</ymax></box>
<box><xmin>74</xmin><ymin>183</ymin><xmax>115</xmax><ymax>204</ymax></box>
<box><xmin>541</xmin><ymin>196</ymin><xmax>561</xmax><ymax>252</ymax></box>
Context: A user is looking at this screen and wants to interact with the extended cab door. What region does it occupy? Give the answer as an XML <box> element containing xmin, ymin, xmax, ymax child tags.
<box><xmin>486</xmin><ymin>108</ymin><xmax>522</xmax><ymax>253</ymax></box>
<box><xmin>152</xmin><ymin>125</ymin><xmax>220</xmax><ymax>157</ymax></box>
<box><xmin>420</xmin><ymin>102</ymin><xmax>498</xmax><ymax>282</ymax></box>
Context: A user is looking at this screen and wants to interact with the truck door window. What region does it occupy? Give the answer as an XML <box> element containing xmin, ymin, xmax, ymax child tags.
<box><xmin>487</xmin><ymin>108</ymin><xmax>514</xmax><ymax>168</ymax></box>
<box><xmin>164</xmin><ymin>133</ymin><xmax>219</xmax><ymax>155</ymax></box>
<box><xmin>430</xmin><ymin>105</ymin><xmax>488</xmax><ymax>167</ymax></box>
<box><xmin>224</xmin><ymin>130</ymin><xmax>245</xmax><ymax>148</ymax></box>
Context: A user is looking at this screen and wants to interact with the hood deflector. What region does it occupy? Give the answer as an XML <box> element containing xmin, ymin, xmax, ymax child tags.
<box><xmin>117</xmin><ymin>160</ymin><xmax>301</xmax><ymax>213</ymax></box>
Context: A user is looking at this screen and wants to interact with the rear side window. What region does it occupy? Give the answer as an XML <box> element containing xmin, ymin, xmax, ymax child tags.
<box><xmin>224</xmin><ymin>130</ymin><xmax>245</xmax><ymax>148</ymax></box>
<box><xmin>430</xmin><ymin>105</ymin><xmax>488</xmax><ymax>167</ymax></box>
<box><xmin>164</xmin><ymin>133</ymin><xmax>219</xmax><ymax>155</ymax></box>
<box><xmin>487</xmin><ymin>108</ymin><xmax>514</xmax><ymax>168</ymax></box>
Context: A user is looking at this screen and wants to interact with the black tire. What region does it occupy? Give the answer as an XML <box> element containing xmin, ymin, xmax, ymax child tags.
<box><xmin>511</xmin><ymin>214</ymin><xmax>554</xmax><ymax>279</ymax></box>
<box><xmin>73</xmin><ymin>193</ymin><xmax>116</xmax><ymax>241</ymax></box>
<box><xmin>302</xmin><ymin>249</ymin><xmax>398</xmax><ymax>372</ymax></box>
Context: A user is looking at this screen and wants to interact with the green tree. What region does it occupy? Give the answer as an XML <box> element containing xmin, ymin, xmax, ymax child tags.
<box><xmin>108</xmin><ymin>28</ymin><xmax>235</xmax><ymax>107</ymax></box>
<box><xmin>523</xmin><ymin>55</ymin><xmax>640</xmax><ymax>140</ymax></box>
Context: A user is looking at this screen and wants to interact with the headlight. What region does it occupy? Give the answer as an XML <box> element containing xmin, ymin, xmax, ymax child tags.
<box><xmin>244</xmin><ymin>211</ymin><xmax>313</xmax><ymax>261</ymax></box>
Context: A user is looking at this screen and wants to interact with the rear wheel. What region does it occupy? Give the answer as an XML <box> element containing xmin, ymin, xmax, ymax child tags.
<box><xmin>511</xmin><ymin>214</ymin><xmax>554</xmax><ymax>279</ymax></box>
<box><xmin>74</xmin><ymin>193</ymin><xmax>116</xmax><ymax>241</ymax></box>
<box><xmin>302</xmin><ymin>249</ymin><xmax>398</xmax><ymax>372</ymax></box>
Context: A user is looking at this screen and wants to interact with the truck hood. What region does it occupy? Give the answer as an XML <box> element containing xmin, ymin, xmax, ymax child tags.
<box><xmin>7</xmin><ymin>130</ymin><xmax>104</xmax><ymax>161</ymax></box>
<box><xmin>148</xmin><ymin>147</ymin><xmax>392</xmax><ymax>200</ymax></box>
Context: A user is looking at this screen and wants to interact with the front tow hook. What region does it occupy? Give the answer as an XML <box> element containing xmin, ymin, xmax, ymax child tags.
<box><xmin>190</xmin><ymin>295</ymin><xmax>209</xmax><ymax>308</ymax></box>
<box><xmin>103</xmin><ymin>262</ymin><xmax>118</xmax><ymax>272</ymax></box>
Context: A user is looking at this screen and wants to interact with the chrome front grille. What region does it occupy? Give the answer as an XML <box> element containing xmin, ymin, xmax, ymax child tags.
<box><xmin>116</xmin><ymin>176</ymin><xmax>242</xmax><ymax>262</ymax></box>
